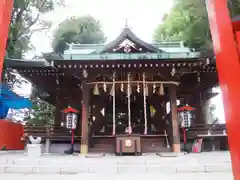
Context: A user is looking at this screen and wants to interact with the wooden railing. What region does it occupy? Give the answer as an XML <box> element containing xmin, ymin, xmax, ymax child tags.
<box><xmin>24</xmin><ymin>124</ymin><xmax>227</xmax><ymax>140</ymax></box>
<box><xmin>24</xmin><ymin>125</ymin><xmax>80</xmax><ymax>140</ymax></box>
<box><xmin>183</xmin><ymin>124</ymin><xmax>227</xmax><ymax>139</ymax></box>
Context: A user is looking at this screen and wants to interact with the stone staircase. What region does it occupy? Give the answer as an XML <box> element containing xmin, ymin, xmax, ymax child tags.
<box><xmin>0</xmin><ymin>151</ymin><xmax>232</xmax><ymax>174</ymax></box>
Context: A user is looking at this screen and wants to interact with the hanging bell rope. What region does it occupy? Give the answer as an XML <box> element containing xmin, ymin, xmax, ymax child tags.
<box><xmin>127</xmin><ymin>73</ymin><xmax>132</xmax><ymax>134</ymax></box>
<box><xmin>126</xmin><ymin>82</ymin><xmax>132</xmax><ymax>95</ymax></box>
<box><xmin>145</xmin><ymin>81</ymin><xmax>149</xmax><ymax>97</ymax></box>
<box><xmin>103</xmin><ymin>76</ymin><xmax>107</xmax><ymax>92</ymax></box>
<box><xmin>143</xmin><ymin>72</ymin><xmax>148</xmax><ymax>135</ymax></box>
<box><xmin>103</xmin><ymin>83</ymin><xmax>107</xmax><ymax>92</ymax></box>
<box><xmin>112</xmin><ymin>72</ymin><xmax>116</xmax><ymax>135</ymax></box>
<box><xmin>164</xmin><ymin>130</ymin><xmax>170</xmax><ymax>148</ymax></box>
<box><xmin>120</xmin><ymin>82</ymin><xmax>124</xmax><ymax>92</ymax></box>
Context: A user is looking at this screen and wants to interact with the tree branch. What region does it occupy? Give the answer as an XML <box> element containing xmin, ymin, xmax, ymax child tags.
<box><xmin>17</xmin><ymin>0</ymin><xmax>49</xmax><ymax>39</ymax></box>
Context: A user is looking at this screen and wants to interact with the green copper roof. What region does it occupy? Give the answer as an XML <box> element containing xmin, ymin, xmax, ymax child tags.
<box><xmin>43</xmin><ymin>27</ymin><xmax>203</xmax><ymax>61</ymax></box>
<box><xmin>62</xmin><ymin>52</ymin><xmax>201</xmax><ymax>61</ymax></box>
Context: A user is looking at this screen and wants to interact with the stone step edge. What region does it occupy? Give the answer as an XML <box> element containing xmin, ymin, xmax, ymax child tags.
<box><xmin>0</xmin><ymin>164</ymin><xmax>232</xmax><ymax>174</ymax></box>
<box><xmin>0</xmin><ymin>161</ymin><xmax>232</xmax><ymax>166</ymax></box>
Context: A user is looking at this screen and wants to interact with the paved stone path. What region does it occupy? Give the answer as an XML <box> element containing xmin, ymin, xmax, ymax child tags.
<box><xmin>0</xmin><ymin>151</ymin><xmax>232</xmax><ymax>174</ymax></box>
<box><xmin>0</xmin><ymin>172</ymin><xmax>233</xmax><ymax>180</ymax></box>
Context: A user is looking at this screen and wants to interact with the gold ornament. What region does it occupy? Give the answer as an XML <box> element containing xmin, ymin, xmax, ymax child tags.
<box><xmin>93</xmin><ymin>84</ymin><xmax>100</xmax><ymax>95</ymax></box>
<box><xmin>125</xmin><ymin>139</ymin><xmax>132</xmax><ymax>147</ymax></box>
<box><xmin>159</xmin><ymin>84</ymin><xmax>164</xmax><ymax>96</ymax></box>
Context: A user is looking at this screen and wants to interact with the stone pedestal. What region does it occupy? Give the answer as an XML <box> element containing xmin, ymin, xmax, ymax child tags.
<box><xmin>27</xmin><ymin>144</ymin><xmax>42</xmax><ymax>157</ymax></box>
<box><xmin>45</xmin><ymin>138</ymin><xmax>51</xmax><ymax>154</ymax></box>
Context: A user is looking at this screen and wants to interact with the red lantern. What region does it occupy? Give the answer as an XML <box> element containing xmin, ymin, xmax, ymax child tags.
<box><xmin>178</xmin><ymin>105</ymin><xmax>196</xmax><ymax>112</ymax></box>
<box><xmin>178</xmin><ymin>105</ymin><xmax>195</xmax><ymax>128</ymax></box>
<box><xmin>62</xmin><ymin>107</ymin><xmax>79</xmax><ymax>114</ymax></box>
<box><xmin>61</xmin><ymin>107</ymin><xmax>79</xmax><ymax>129</ymax></box>
<box><xmin>61</xmin><ymin>106</ymin><xmax>79</xmax><ymax>154</ymax></box>
<box><xmin>178</xmin><ymin>105</ymin><xmax>196</xmax><ymax>152</ymax></box>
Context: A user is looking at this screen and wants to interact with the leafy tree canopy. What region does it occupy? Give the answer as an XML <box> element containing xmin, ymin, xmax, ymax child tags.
<box><xmin>153</xmin><ymin>0</ymin><xmax>240</xmax><ymax>51</ymax></box>
<box><xmin>7</xmin><ymin>0</ymin><xmax>64</xmax><ymax>58</ymax></box>
<box><xmin>6</xmin><ymin>0</ymin><xmax>64</xmax><ymax>90</ymax></box>
<box><xmin>52</xmin><ymin>16</ymin><xmax>106</xmax><ymax>54</ymax></box>
<box><xmin>5</xmin><ymin>0</ymin><xmax>64</xmax><ymax>125</ymax></box>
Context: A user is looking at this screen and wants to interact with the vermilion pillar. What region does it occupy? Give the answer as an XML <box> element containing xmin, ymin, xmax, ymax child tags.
<box><xmin>0</xmin><ymin>0</ymin><xmax>13</xmax><ymax>80</ymax></box>
<box><xmin>206</xmin><ymin>0</ymin><xmax>240</xmax><ymax>178</ymax></box>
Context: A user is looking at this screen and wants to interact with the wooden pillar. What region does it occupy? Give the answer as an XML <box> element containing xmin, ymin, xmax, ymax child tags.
<box><xmin>169</xmin><ymin>85</ymin><xmax>181</xmax><ymax>153</ymax></box>
<box><xmin>80</xmin><ymin>83</ymin><xmax>90</xmax><ymax>154</ymax></box>
<box><xmin>55</xmin><ymin>89</ymin><xmax>61</xmax><ymax>126</ymax></box>
<box><xmin>189</xmin><ymin>92</ymin><xmax>205</xmax><ymax>125</ymax></box>
<box><xmin>195</xmin><ymin>92</ymin><xmax>204</xmax><ymax>124</ymax></box>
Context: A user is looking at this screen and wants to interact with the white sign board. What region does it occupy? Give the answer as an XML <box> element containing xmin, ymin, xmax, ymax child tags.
<box><xmin>66</xmin><ymin>113</ymin><xmax>77</xmax><ymax>129</ymax></box>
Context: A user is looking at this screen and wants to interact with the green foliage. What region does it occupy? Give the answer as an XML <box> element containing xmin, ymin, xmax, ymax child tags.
<box><xmin>52</xmin><ymin>16</ymin><xmax>106</xmax><ymax>54</ymax></box>
<box><xmin>7</xmin><ymin>0</ymin><xmax>64</xmax><ymax>58</ymax></box>
<box><xmin>5</xmin><ymin>0</ymin><xmax>63</xmax><ymax>126</ymax></box>
<box><xmin>154</xmin><ymin>0</ymin><xmax>240</xmax><ymax>51</ymax></box>
<box><xmin>229</xmin><ymin>0</ymin><xmax>240</xmax><ymax>16</ymax></box>
<box><xmin>154</xmin><ymin>0</ymin><xmax>211</xmax><ymax>51</ymax></box>
<box><xmin>23</xmin><ymin>86</ymin><xmax>55</xmax><ymax>126</ymax></box>
<box><xmin>25</xmin><ymin>98</ymin><xmax>55</xmax><ymax>126</ymax></box>
<box><xmin>1</xmin><ymin>146</ymin><xmax>7</xmax><ymax>151</ymax></box>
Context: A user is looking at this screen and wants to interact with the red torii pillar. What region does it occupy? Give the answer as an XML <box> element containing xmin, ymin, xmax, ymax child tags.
<box><xmin>0</xmin><ymin>0</ymin><xmax>13</xmax><ymax>81</ymax></box>
<box><xmin>206</xmin><ymin>0</ymin><xmax>240</xmax><ymax>179</ymax></box>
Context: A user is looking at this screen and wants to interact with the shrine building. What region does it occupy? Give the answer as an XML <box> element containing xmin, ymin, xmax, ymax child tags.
<box><xmin>5</xmin><ymin>26</ymin><xmax>222</xmax><ymax>154</ymax></box>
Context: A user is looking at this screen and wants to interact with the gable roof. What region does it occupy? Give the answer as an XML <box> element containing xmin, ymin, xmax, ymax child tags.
<box><xmin>100</xmin><ymin>27</ymin><xmax>161</xmax><ymax>53</ymax></box>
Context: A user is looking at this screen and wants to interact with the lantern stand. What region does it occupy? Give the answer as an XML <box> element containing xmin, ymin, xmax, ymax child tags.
<box><xmin>61</xmin><ymin>106</ymin><xmax>79</xmax><ymax>154</ymax></box>
<box><xmin>178</xmin><ymin>105</ymin><xmax>196</xmax><ymax>152</ymax></box>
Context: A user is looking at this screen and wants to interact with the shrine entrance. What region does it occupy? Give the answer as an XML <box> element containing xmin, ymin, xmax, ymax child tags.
<box><xmin>88</xmin><ymin>72</ymin><xmax>175</xmax><ymax>153</ymax></box>
<box><xmin>98</xmin><ymin>91</ymin><xmax>150</xmax><ymax>135</ymax></box>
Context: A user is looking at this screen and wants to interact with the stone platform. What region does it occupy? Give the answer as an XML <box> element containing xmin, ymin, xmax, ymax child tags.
<box><xmin>0</xmin><ymin>172</ymin><xmax>234</xmax><ymax>180</ymax></box>
<box><xmin>0</xmin><ymin>151</ymin><xmax>232</xmax><ymax>174</ymax></box>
